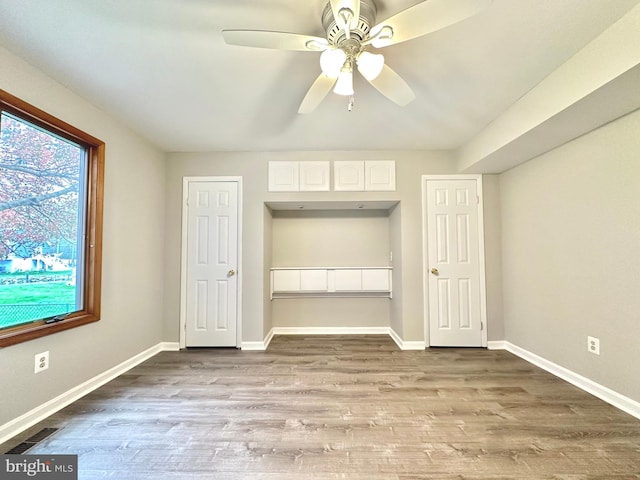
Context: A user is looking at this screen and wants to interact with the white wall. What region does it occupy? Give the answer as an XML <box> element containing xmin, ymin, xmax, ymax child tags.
<box><xmin>500</xmin><ymin>108</ymin><xmax>640</xmax><ymax>402</ymax></box>
<box><xmin>0</xmin><ymin>47</ymin><xmax>167</xmax><ymax>425</ymax></box>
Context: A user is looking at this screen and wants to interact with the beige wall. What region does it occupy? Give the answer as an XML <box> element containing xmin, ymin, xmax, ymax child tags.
<box><xmin>389</xmin><ymin>204</ymin><xmax>404</xmax><ymax>338</ymax></box>
<box><xmin>271</xmin><ymin>210</ymin><xmax>390</xmax><ymax>266</ymax></box>
<box><xmin>0</xmin><ymin>47</ymin><xmax>166</xmax><ymax>425</ymax></box>
<box><xmin>272</xmin><ymin>299</ymin><xmax>390</xmax><ymax>329</ymax></box>
<box><xmin>482</xmin><ymin>175</ymin><xmax>504</xmax><ymax>341</ymax></box>
<box><xmin>163</xmin><ymin>151</ymin><xmax>491</xmax><ymax>344</ymax></box>
<box><xmin>262</xmin><ymin>205</ymin><xmax>273</xmax><ymax>338</ymax></box>
<box><xmin>500</xmin><ymin>108</ymin><xmax>640</xmax><ymax>402</ymax></box>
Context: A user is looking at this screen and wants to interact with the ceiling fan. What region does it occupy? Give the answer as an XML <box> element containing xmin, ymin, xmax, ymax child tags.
<box><xmin>222</xmin><ymin>0</ymin><xmax>490</xmax><ymax>113</ymax></box>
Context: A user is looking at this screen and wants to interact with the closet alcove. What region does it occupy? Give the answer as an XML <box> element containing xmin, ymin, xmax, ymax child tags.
<box><xmin>265</xmin><ymin>201</ymin><xmax>400</xmax><ymax>331</ymax></box>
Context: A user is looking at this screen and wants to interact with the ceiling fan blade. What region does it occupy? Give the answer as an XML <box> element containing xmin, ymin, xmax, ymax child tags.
<box><xmin>370</xmin><ymin>0</ymin><xmax>491</xmax><ymax>47</ymax></box>
<box><xmin>222</xmin><ymin>30</ymin><xmax>328</xmax><ymax>51</ymax></box>
<box><xmin>329</xmin><ymin>0</ymin><xmax>361</xmax><ymax>32</ymax></box>
<box><xmin>367</xmin><ymin>64</ymin><xmax>415</xmax><ymax>106</ymax></box>
<box><xmin>298</xmin><ymin>74</ymin><xmax>338</xmax><ymax>114</ymax></box>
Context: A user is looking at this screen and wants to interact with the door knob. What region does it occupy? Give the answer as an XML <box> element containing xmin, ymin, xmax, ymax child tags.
<box><xmin>431</xmin><ymin>268</ymin><xmax>439</xmax><ymax>275</ymax></box>
<box><xmin>228</xmin><ymin>269</ymin><xmax>236</xmax><ymax>277</ymax></box>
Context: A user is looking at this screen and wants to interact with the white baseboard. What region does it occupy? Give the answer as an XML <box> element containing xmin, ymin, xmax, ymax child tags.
<box><xmin>239</xmin><ymin>342</ymin><xmax>266</xmax><ymax>351</ymax></box>
<box><xmin>272</xmin><ymin>326</ymin><xmax>390</xmax><ymax>336</ymax></box>
<box><xmin>493</xmin><ymin>341</ymin><xmax>640</xmax><ymax>420</ymax></box>
<box><xmin>159</xmin><ymin>341</ymin><xmax>180</xmax><ymax>351</ymax></box>
<box><xmin>0</xmin><ymin>342</ymin><xmax>175</xmax><ymax>445</ymax></box>
<box><xmin>487</xmin><ymin>340</ymin><xmax>508</xmax><ymax>350</ymax></box>
<box><xmin>263</xmin><ymin>328</ymin><xmax>275</xmax><ymax>349</ymax></box>
<box><xmin>241</xmin><ymin>328</ymin><xmax>274</xmax><ymax>351</ymax></box>
<box><xmin>389</xmin><ymin>328</ymin><xmax>426</xmax><ymax>350</ymax></box>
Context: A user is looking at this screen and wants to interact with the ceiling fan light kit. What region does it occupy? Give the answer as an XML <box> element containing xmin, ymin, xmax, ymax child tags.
<box><xmin>222</xmin><ymin>0</ymin><xmax>491</xmax><ymax>113</ymax></box>
<box><xmin>334</xmin><ymin>68</ymin><xmax>354</xmax><ymax>96</ymax></box>
<box><xmin>320</xmin><ymin>48</ymin><xmax>347</xmax><ymax>78</ymax></box>
<box><xmin>357</xmin><ymin>51</ymin><xmax>385</xmax><ymax>81</ymax></box>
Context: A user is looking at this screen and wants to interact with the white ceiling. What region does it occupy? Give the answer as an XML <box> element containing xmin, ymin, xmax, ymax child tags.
<box><xmin>0</xmin><ymin>0</ymin><xmax>638</xmax><ymax>153</ymax></box>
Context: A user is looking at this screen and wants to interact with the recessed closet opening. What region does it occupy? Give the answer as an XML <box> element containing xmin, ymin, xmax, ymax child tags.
<box><xmin>266</xmin><ymin>201</ymin><xmax>399</xmax><ymax>331</ymax></box>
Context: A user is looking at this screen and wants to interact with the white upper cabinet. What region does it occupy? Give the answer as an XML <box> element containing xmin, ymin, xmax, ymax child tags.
<box><xmin>268</xmin><ymin>161</ymin><xmax>330</xmax><ymax>192</ymax></box>
<box><xmin>365</xmin><ymin>161</ymin><xmax>396</xmax><ymax>191</ymax></box>
<box><xmin>334</xmin><ymin>160</ymin><xmax>396</xmax><ymax>191</ymax></box>
<box><xmin>299</xmin><ymin>161</ymin><xmax>330</xmax><ymax>192</ymax></box>
<box><xmin>334</xmin><ymin>161</ymin><xmax>365</xmax><ymax>191</ymax></box>
<box><xmin>268</xmin><ymin>161</ymin><xmax>299</xmax><ymax>192</ymax></box>
<box><xmin>269</xmin><ymin>160</ymin><xmax>395</xmax><ymax>192</ymax></box>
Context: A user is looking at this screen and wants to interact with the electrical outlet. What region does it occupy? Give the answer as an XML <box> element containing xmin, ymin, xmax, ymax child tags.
<box><xmin>34</xmin><ymin>351</ymin><xmax>49</xmax><ymax>373</ymax></box>
<box><xmin>587</xmin><ymin>336</ymin><xmax>600</xmax><ymax>356</ymax></box>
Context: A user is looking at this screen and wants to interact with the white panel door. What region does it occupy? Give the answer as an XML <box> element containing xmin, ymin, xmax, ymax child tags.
<box><xmin>185</xmin><ymin>181</ymin><xmax>238</xmax><ymax>347</ymax></box>
<box><xmin>426</xmin><ymin>179</ymin><xmax>483</xmax><ymax>346</ymax></box>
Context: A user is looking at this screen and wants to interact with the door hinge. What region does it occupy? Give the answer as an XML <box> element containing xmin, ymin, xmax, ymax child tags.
<box><xmin>481</xmin><ymin>321</ymin><xmax>484</xmax><ymax>331</ymax></box>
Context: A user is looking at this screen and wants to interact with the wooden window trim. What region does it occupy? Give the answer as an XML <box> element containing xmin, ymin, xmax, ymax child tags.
<box><xmin>0</xmin><ymin>89</ymin><xmax>104</xmax><ymax>347</ymax></box>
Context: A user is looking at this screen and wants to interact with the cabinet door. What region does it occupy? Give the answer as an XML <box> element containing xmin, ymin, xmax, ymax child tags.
<box><xmin>334</xmin><ymin>269</ymin><xmax>363</xmax><ymax>291</ymax></box>
<box><xmin>365</xmin><ymin>161</ymin><xmax>396</xmax><ymax>191</ymax></box>
<box><xmin>334</xmin><ymin>161</ymin><xmax>365</xmax><ymax>191</ymax></box>
<box><xmin>300</xmin><ymin>162</ymin><xmax>330</xmax><ymax>192</ymax></box>
<box><xmin>300</xmin><ymin>270</ymin><xmax>328</xmax><ymax>291</ymax></box>
<box><xmin>362</xmin><ymin>269</ymin><xmax>390</xmax><ymax>291</ymax></box>
<box><xmin>269</xmin><ymin>161</ymin><xmax>299</xmax><ymax>192</ymax></box>
<box><xmin>272</xmin><ymin>270</ymin><xmax>301</xmax><ymax>291</ymax></box>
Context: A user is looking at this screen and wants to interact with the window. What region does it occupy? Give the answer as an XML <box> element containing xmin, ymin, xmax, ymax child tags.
<box><xmin>0</xmin><ymin>90</ymin><xmax>104</xmax><ymax>347</ymax></box>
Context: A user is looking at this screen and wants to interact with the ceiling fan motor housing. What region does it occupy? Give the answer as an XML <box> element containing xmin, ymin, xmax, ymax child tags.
<box><xmin>322</xmin><ymin>0</ymin><xmax>377</xmax><ymax>46</ymax></box>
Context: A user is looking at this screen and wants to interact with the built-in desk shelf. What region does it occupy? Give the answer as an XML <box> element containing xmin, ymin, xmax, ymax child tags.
<box><xmin>270</xmin><ymin>267</ymin><xmax>392</xmax><ymax>299</ymax></box>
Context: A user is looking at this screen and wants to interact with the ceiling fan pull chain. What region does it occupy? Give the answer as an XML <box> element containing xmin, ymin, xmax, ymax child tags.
<box><xmin>348</xmin><ymin>95</ymin><xmax>355</xmax><ymax>112</ymax></box>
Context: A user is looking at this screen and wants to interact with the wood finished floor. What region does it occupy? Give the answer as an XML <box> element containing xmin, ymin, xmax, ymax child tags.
<box><xmin>4</xmin><ymin>335</ymin><xmax>640</xmax><ymax>479</ymax></box>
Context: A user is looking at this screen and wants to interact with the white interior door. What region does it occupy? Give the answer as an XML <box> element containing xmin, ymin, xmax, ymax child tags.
<box><xmin>426</xmin><ymin>177</ymin><xmax>486</xmax><ymax>347</ymax></box>
<box><xmin>185</xmin><ymin>181</ymin><xmax>238</xmax><ymax>347</ymax></box>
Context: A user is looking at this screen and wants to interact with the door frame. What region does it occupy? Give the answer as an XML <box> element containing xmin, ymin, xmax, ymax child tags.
<box><xmin>179</xmin><ymin>176</ymin><xmax>243</xmax><ymax>349</ymax></box>
<box><xmin>421</xmin><ymin>174</ymin><xmax>488</xmax><ymax>348</ymax></box>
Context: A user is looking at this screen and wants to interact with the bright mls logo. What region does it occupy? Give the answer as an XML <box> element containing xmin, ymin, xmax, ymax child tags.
<box><xmin>0</xmin><ymin>455</ymin><xmax>77</xmax><ymax>479</ymax></box>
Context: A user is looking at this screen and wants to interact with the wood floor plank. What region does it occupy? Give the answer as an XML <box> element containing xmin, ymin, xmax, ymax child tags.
<box><xmin>2</xmin><ymin>335</ymin><xmax>639</xmax><ymax>479</ymax></box>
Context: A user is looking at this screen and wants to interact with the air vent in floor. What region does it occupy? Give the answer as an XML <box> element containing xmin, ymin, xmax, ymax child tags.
<box><xmin>4</xmin><ymin>427</ymin><xmax>59</xmax><ymax>454</ymax></box>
